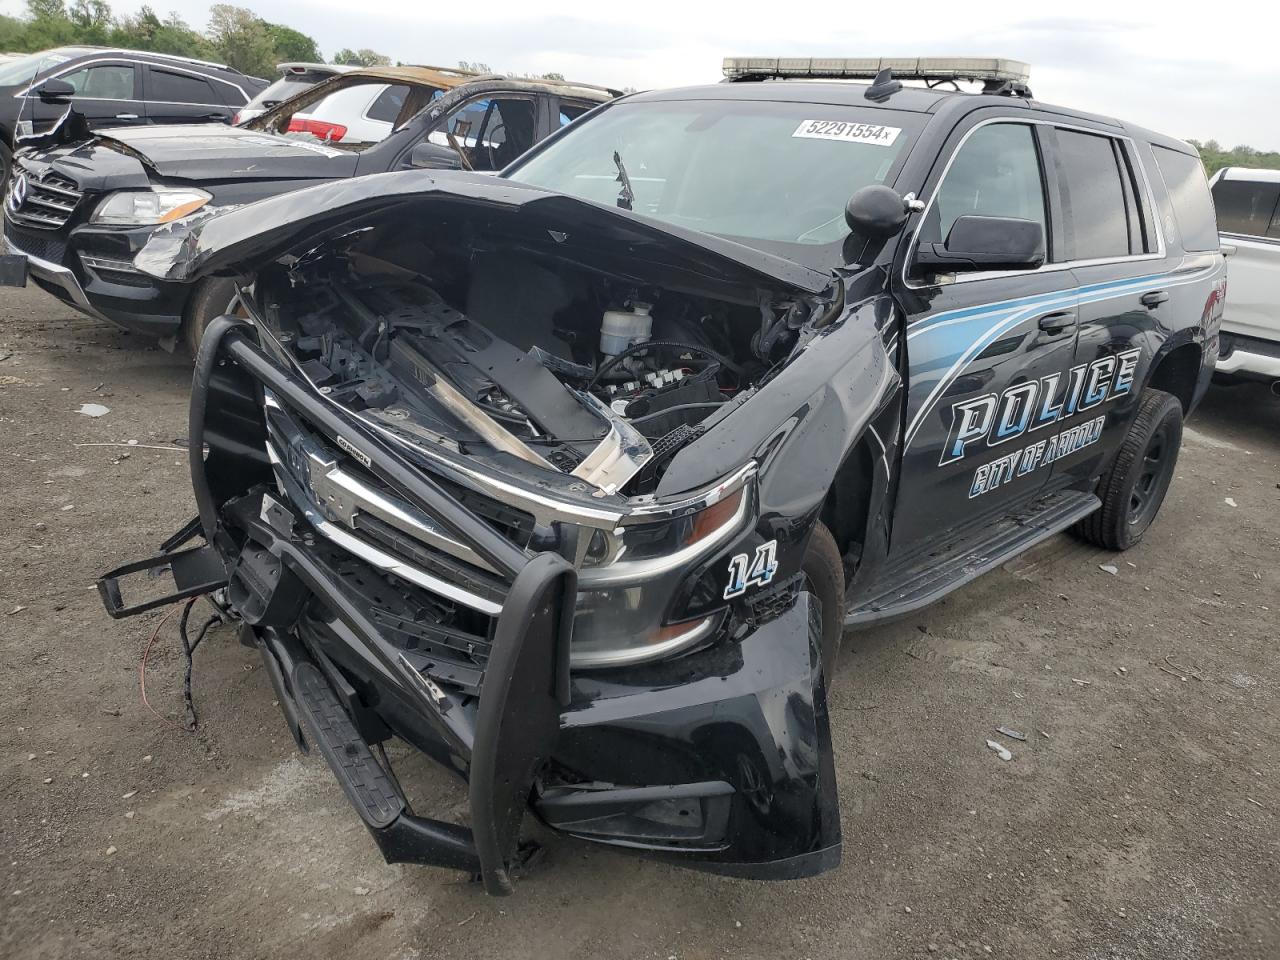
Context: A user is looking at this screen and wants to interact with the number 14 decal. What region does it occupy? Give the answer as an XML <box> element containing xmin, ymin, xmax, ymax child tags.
<box><xmin>723</xmin><ymin>540</ymin><xmax>779</xmax><ymax>599</ymax></box>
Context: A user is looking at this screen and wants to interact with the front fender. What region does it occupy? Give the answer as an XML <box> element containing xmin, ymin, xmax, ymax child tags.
<box><xmin>656</xmin><ymin>294</ymin><xmax>901</xmax><ymax>522</ymax></box>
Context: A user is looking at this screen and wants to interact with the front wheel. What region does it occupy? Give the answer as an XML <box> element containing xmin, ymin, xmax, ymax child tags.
<box><xmin>1073</xmin><ymin>388</ymin><xmax>1183</xmax><ymax>551</ymax></box>
<box><xmin>181</xmin><ymin>276</ymin><xmax>242</xmax><ymax>357</ymax></box>
<box><xmin>801</xmin><ymin>522</ymin><xmax>845</xmax><ymax>687</ymax></box>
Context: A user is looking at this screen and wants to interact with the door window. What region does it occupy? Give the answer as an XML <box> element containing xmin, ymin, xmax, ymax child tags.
<box><xmin>60</xmin><ymin>64</ymin><xmax>135</xmax><ymax>100</ymax></box>
<box><xmin>558</xmin><ymin>100</ymin><xmax>595</xmax><ymax>126</ymax></box>
<box><xmin>921</xmin><ymin>122</ymin><xmax>1048</xmax><ymax>255</ymax></box>
<box><xmin>365</xmin><ymin>84</ymin><xmax>409</xmax><ymax>124</ymax></box>
<box><xmin>1056</xmin><ymin>130</ymin><xmax>1136</xmax><ymax>260</ymax></box>
<box><xmin>149</xmin><ymin>68</ymin><xmax>216</xmax><ymax>105</ymax></box>
<box><xmin>445</xmin><ymin>97</ymin><xmax>537</xmax><ymax>171</ymax></box>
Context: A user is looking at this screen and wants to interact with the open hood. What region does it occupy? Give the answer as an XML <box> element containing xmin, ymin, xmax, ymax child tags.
<box><xmin>95</xmin><ymin>124</ymin><xmax>361</xmax><ymax>181</ymax></box>
<box><xmin>133</xmin><ymin>171</ymin><xmax>834</xmax><ymax>296</ymax></box>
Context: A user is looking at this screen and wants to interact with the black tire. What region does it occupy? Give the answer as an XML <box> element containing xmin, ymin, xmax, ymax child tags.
<box><xmin>182</xmin><ymin>276</ymin><xmax>241</xmax><ymax>357</ymax></box>
<box><xmin>1073</xmin><ymin>388</ymin><xmax>1183</xmax><ymax>551</ymax></box>
<box><xmin>801</xmin><ymin>522</ymin><xmax>845</xmax><ymax>686</ymax></box>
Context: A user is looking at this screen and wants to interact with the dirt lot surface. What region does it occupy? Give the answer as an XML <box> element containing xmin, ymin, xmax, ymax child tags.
<box><xmin>2</xmin><ymin>285</ymin><xmax>1278</xmax><ymax>960</ymax></box>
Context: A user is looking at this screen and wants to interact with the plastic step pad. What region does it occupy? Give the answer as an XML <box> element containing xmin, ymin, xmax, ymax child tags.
<box><xmin>292</xmin><ymin>661</ymin><xmax>404</xmax><ymax>829</ymax></box>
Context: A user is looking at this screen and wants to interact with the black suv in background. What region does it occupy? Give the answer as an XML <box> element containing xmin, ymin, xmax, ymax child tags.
<box><xmin>2</xmin><ymin>66</ymin><xmax>614</xmax><ymax>351</ymax></box>
<box><xmin>0</xmin><ymin>46</ymin><xmax>267</xmax><ymax>182</ymax></box>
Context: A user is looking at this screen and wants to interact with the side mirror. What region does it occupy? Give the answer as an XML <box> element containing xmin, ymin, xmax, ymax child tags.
<box><xmin>915</xmin><ymin>215</ymin><xmax>1045</xmax><ymax>274</ymax></box>
<box><xmin>36</xmin><ymin>78</ymin><xmax>75</xmax><ymax>104</ymax></box>
<box><xmin>408</xmin><ymin>141</ymin><xmax>462</xmax><ymax>170</ymax></box>
<box><xmin>845</xmin><ymin>184</ymin><xmax>911</xmax><ymax>239</ymax></box>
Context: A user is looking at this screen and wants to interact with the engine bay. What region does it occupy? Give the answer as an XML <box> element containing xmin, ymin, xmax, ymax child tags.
<box><xmin>250</xmin><ymin>222</ymin><xmax>831</xmax><ymax>497</ymax></box>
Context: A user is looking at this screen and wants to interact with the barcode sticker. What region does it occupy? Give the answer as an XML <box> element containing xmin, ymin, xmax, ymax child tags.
<box><xmin>792</xmin><ymin>120</ymin><xmax>901</xmax><ymax>145</ymax></box>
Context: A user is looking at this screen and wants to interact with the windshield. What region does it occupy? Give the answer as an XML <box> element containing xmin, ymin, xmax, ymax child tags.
<box><xmin>0</xmin><ymin>48</ymin><xmax>92</xmax><ymax>88</ymax></box>
<box><xmin>506</xmin><ymin>97</ymin><xmax>921</xmax><ymax>267</ymax></box>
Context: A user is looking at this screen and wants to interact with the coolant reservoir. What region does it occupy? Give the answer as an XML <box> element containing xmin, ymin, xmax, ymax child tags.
<box><xmin>599</xmin><ymin>303</ymin><xmax>653</xmax><ymax>357</ymax></box>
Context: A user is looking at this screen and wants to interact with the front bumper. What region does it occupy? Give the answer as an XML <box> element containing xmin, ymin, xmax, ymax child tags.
<box><xmin>2</xmin><ymin>232</ymin><xmax>111</xmax><ymax>325</ymax></box>
<box><xmin>98</xmin><ymin>321</ymin><xmax>841</xmax><ymax>890</ymax></box>
<box><xmin>3</xmin><ymin>219</ymin><xmax>187</xmax><ymax>336</ymax></box>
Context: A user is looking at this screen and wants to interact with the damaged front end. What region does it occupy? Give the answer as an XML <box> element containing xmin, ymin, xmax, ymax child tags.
<box><xmin>101</xmin><ymin>174</ymin><xmax>852</xmax><ymax>891</ymax></box>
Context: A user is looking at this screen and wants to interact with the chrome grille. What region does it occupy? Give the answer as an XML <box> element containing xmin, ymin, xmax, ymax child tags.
<box><xmin>5</xmin><ymin>168</ymin><xmax>83</xmax><ymax>230</ymax></box>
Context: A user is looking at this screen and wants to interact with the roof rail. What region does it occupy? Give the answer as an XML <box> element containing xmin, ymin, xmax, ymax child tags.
<box><xmin>722</xmin><ymin>56</ymin><xmax>1031</xmax><ymax>87</ymax></box>
<box><xmin>92</xmin><ymin>47</ymin><xmax>232</xmax><ymax>72</ymax></box>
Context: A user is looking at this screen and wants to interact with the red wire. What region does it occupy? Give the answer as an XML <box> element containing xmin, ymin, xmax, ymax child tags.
<box><xmin>138</xmin><ymin>602</ymin><xmax>190</xmax><ymax>732</ymax></box>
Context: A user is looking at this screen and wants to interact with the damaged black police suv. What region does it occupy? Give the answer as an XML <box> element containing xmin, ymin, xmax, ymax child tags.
<box><xmin>96</xmin><ymin>58</ymin><xmax>1224</xmax><ymax>894</ymax></box>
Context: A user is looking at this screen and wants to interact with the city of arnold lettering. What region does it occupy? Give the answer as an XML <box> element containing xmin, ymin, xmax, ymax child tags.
<box><xmin>941</xmin><ymin>348</ymin><xmax>1141</xmax><ymax>499</ymax></box>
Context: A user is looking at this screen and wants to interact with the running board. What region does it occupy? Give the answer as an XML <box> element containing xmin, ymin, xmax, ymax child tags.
<box><xmin>846</xmin><ymin>490</ymin><xmax>1100</xmax><ymax>627</ymax></box>
<box><xmin>279</xmin><ymin>635</ymin><xmax>483</xmax><ymax>874</ymax></box>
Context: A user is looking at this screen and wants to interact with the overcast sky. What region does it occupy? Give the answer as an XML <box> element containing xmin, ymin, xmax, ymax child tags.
<box><xmin>7</xmin><ymin>0</ymin><xmax>1277</xmax><ymax>150</ymax></box>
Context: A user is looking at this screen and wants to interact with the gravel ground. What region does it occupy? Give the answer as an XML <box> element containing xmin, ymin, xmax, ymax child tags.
<box><xmin>2</xmin><ymin>285</ymin><xmax>1278</xmax><ymax>960</ymax></box>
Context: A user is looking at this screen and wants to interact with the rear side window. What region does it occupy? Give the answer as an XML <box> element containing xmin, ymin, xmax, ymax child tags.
<box><xmin>559</xmin><ymin>100</ymin><xmax>595</xmax><ymax>126</ymax></box>
<box><xmin>1056</xmin><ymin>130</ymin><xmax>1135</xmax><ymax>260</ymax></box>
<box><xmin>923</xmin><ymin>122</ymin><xmax>1048</xmax><ymax>251</ymax></box>
<box><xmin>1212</xmin><ymin>177</ymin><xmax>1280</xmax><ymax>238</ymax></box>
<box><xmin>150</xmin><ymin>68</ymin><xmax>216</xmax><ymax>105</ymax></box>
<box><xmin>366</xmin><ymin>84</ymin><xmax>409</xmax><ymax>124</ymax></box>
<box><xmin>1152</xmin><ymin>147</ymin><xmax>1219</xmax><ymax>251</ymax></box>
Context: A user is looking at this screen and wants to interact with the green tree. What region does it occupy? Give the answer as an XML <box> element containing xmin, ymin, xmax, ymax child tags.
<box><xmin>67</xmin><ymin>0</ymin><xmax>111</xmax><ymax>43</ymax></box>
<box><xmin>110</xmin><ymin>6</ymin><xmax>211</xmax><ymax>59</ymax></box>
<box><xmin>22</xmin><ymin>0</ymin><xmax>75</xmax><ymax>46</ymax></box>
<box><xmin>263</xmin><ymin>22</ymin><xmax>320</xmax><ymax>63</ymax></box>
<box><xmin>207</xmin><ymin>4</ymin><xmax>274</xmax><ymax>78</ymax></box>
<box><xmin>333</xmin><ymin>47</ymin><xmax>390</xmax><ymax>67</ymax></box>
<box><xmin>25</xmin><ymin>0</ymin><xmax>67</xmax><ymax>21</ymax></box>
<box><xmin>1188</xmin><ymin>139</ymin><xmax>1280</xmax><ymax>177</ymax></box>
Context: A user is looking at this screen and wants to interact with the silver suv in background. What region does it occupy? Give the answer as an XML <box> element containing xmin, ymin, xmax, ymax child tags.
<box><xmin>1210</xmin><ymin>167</ymin><xmax>1280</xmax><ymax>389</ymax></box>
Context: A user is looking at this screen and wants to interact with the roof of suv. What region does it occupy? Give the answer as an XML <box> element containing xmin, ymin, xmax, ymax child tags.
<box><xmin>623</xmin><ymin>80</ymin><xmax>1199</xmax><ymax>156</ymax></box>
<box><xmin>54</xmin><ymin>45</ymin><xmax>257</xmax><ymax>78</ymax></box>
<box><xmin>339</xmin><ymin>64</ymin><xmax>619</xmax><ymax>100</ymax></box>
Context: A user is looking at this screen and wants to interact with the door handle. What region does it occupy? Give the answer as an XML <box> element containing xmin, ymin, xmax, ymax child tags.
<box><xmin>204</xmin><ymin>113</ymin><xmax>227</xmax><ymax>120</ymax></box>
<box><xmin>1037</xmin><ymin>310</ymin><xmax>1076</xmax><ymax>334</ymax></box>
<box><xmin>1140</xmin><ymin>290</ymin><xmax>1169</xmax><ymax>309</ymax></box>
<box><xmin>114</xmin><ymin>113</ymin><xmax>139</xmax><ymax>120</ymax></box>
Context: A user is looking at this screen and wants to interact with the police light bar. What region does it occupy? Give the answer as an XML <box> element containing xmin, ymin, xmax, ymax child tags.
<box><xmin>722</xmin><ymin>57</ymin><xmax>1031</xmax><ymax>84</ymax></box>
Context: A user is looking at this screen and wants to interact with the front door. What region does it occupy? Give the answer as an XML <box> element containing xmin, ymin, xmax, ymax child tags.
<box><xmin>24</xmin><ymin>61</ymin><xmax>146</xmax><ymax>131</ymax></box>
<box><xmin>890</xmin><ymin>118</ymin><xmax>1079</xmax><ymax>552</ymax></box>
<box><xmin>430</xmin><ymin>94</ymin><xmax>541</xmax><ymax>173</ymax></box>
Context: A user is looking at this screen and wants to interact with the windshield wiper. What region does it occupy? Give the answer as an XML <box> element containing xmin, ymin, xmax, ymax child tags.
<box><xmin>613</xmin><ymin>150</ymin><xmax>634</xmax><ymax>212</ymax></box>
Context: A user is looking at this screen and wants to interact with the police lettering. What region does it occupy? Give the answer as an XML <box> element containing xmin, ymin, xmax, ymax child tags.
<box><xmin>941</xmin><ymin>348</ymin><xmax>1140</xmax><ymax>466</ymax></box>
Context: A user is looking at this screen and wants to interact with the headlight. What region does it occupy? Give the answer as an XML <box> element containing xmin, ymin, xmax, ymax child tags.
<box><xmin>91</xmin><ymin>187</ymin><xmax>212</xmax><ymax>225</ymax></box>
<box><xmin>570</xmin><ymin>471</ymin><xmax>753</xmax><ymax>669</ymax></box>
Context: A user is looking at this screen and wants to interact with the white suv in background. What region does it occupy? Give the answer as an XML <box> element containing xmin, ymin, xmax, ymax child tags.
<box><xmin>1210</xmin><ymin>167</ymin><xmax>1280</xmax><ymax>389</ymax></box>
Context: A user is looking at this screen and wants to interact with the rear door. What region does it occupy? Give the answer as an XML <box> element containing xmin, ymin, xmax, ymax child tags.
<box><xmin>1057</xmin><ymin>128</ymin><xmax>1211</xmax><ymax>491</ymax></box>
<box><xmin>143</xmin><ymin>66</ymin><xmax>235</xmax><ymax>125</ymax></box>
<box><xmin>890</xmin><ymin>115</ymin><xmax>1079</xmax><ymax>551</ymax></box>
